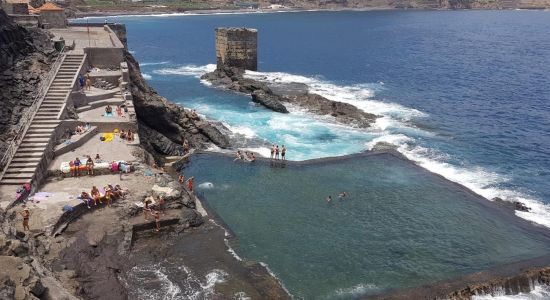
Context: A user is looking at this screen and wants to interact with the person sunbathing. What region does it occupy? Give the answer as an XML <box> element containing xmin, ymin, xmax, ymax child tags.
<box><xmin>108</xmin><ymin>184</ymin><xmax>122</xmax><ymax>198</ymax></box>
<box><xmin>127</xmin><ymin>130</ymin><xmax>134</xmax><ymax>142</ymax></box>
<box><xmin>120</xmin><ymin>129</ymin><xmax>126</xmax><ymax>140</ymax></box>
<box><xmin>143</xmin><ymin>197</ymin><xmax>152</xmax><ymax>220</ymax></box>
<box><xmin>105</xmin><ymin>105</ymin><xmax>113</xmax><ymax>114</ymax></box>
<box><xmin>104</xmin><ymin>186</ymin><xmax>115</xmax><ymax>206</ymax></box>
<box><xmin>91</xmin><ymin>186</ymin><xmax>101</xmax><ymax>206</ymax></box>
<box><xmin>80</xmin><ymin>191</ymin><xmax>93</xmax><ymax>208</ymax></box>
<box><xmin>86</xmin><ymin>156</ymin><xmax>94</xmax><ymax>176</ymax></box>
<box><xmin>114</xmin><ymin>184</ymin><xmax>127</xmax><ymax>198</ymax></box>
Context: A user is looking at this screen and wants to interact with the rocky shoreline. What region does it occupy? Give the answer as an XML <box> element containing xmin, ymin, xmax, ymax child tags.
<box><xmin>201</xmin><ymin>66</ymin><xmax>379</xmax><ymax>128</ymax></box>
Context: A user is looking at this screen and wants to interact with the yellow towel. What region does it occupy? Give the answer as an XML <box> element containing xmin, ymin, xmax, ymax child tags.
<box><xmin>102</xmin><ymin>132</ymin><xmax>114</xmax><ymax>142</ymax></box>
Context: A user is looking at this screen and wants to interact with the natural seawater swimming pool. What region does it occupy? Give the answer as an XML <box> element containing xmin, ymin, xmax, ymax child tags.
<box><xmin>184</xmin><ymin>152</ymin><xmax>550</xmax><ymax>299</ymax></box>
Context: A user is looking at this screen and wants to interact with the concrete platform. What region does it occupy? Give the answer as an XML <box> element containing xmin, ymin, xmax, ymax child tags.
<box><xmin>78</xmin><ymin>106</ymin><xmax>130</xmax><ymax>123</ymax></box>
<box><xmin>50</xmin><ymin>27</ymin><xmax>117</xmax><ymax>49</ymax></box>
<box><xmin>49</xmin><ymin>132</ymin><xmax>140</xmax><ymax>174</ymax></box>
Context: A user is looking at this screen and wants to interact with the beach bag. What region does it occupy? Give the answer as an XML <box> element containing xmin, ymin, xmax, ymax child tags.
<box><xmin>111</xmin><ymin>162</ymin><xmax>119</xmax><ymax>172</ymax></box>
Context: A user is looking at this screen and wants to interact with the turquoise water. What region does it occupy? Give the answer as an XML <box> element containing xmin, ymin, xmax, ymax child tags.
<box><xmin>185</xmin><ymin>153</ymin><xmax>550</xmax><ymax>299</ymax></box>
<box><xmin>78</xmin><ymin>10</ymin><xmax>550</xmax><ymax>228</ymax></box>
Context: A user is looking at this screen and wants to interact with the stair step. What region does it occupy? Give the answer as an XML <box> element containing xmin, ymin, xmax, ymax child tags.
<box><xmin>10</xmin><ymin>157</ymin><xmax>41</xmax><ymax>163</ymax></box>
<box><xmin>33</xmin><ymin>117</ymin><xmax>58</xmax><ymax>121</ymax></box>
<box><xmin>26</xmin><ymin>128</ymin><xmax>54</xmax><ymax>134</ymax></box>
<box><xmin>21</xmin><ymin>138</ymin><xmax>50</xmax><ymax>143</ymax></box>
<box><xmin>5</xmin><ymin>167</ymin><xmax>37</xmax><ymax>174</ymax></box>
<box><xmin>2</xmin><ymin>172</ymin><xmax>35</xmax><ymax>179</ymax></box>
<box><xmin>18</xmin><ymin>147</ymin><xmax>46</xmax><ymax>153</ymax></box>
<box><xmin>0</xmin><ymin>179</ymin><xmax>32</xmax><ymax>185</ymax></box>
<box><xmin>8</xmin><ymin>162</ymin><xmax>39</xmax><ymax>168</ymax></box>
<box><xmin>13</xmin><ymin>152</ymin><xmax>43</xmax><ymax>158</ymax></box>
<box><xmin>30</xmin><ymin>123</ymin><xmax>58</xmax><ymax>129</ymax></box>
<box><xmin>19</xmin><ymin>142</ymin><xmax>48</xmax><ymax>147</ymax></box>
<box><xmin>37</xmin><ymin>108</ymin><xmax>61</xmax><ymax>113</ymax></box>
<box><xmin>32</xmin><ymin>119</ymin><xmax>60</xmax><ymax>124</ymax></box>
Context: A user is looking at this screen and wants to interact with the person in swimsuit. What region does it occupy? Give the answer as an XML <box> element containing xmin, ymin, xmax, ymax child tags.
<box><xmin>151</xmin><ymin>209</ymin><xmax>161</xmax><ymax>232</ymax></box>
<box><xmin>178</xmin><ymin>174</ymin><xmax>185</xmax><ymax>184</ymax></box>
<box><xmin>187</xmin><ymin>177</ymin><xmax>194</xmax><ymax>192</ymax></box>
<box><xmin>80</xmin><ymin>191</ymin><xmax>93</xmax><ymax>208</ymax></box>
<box><xmin>91</xmin><ymin>186</ymin><xmax>101</xmax><ymax>206</ymax></box>
<box><xmin>338</xmin><ymin>192</ymin><xmax>348</xmax><ymax>199</ymax></box>
<box><xmin>326</xmin><ymin>196</ymin><xmax>333</xmax><ymax>203</ymax></box>
<box><xmin>143</xmin><ymin>197</ymin><xmax>152</xmax><ymax>220</ymax></box>
<box><xmin>73</xmin><ymin>158</ymin><xmax>81</xmax><ymax>177</ymax></box>
<box><xmin>20</xmin><ymin>208</ymin><xmax>31</xmax><ymax>231</ymax></box>
<box><xmin>275</xmin><ymin>145</ymin><xmax>280</xmax><ymax>160</ymax></box>
<box><xmin>157</xmin><ymin>195</ymin><xmax>165</xmax><ymax>215</ymax></box>
<box><xmin>281</xmin><ymin>145</ymin><xmax>286</xmax><ymax>161</ymax></box>
<box><xmin>270</xmin><ymin>145</ymin><xmax>275</xmax><ymax>159</ymax></box>
<box><xmin>86</xmin><ymin>156</ymin><xmax>94</xmax><ymax>176</ymax></box>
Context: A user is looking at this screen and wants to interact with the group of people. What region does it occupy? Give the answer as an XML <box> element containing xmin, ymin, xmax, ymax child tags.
<box><xmin>80</xmin><ymin>184</ymin><xmax>127</xmax><ymax>208</ymax></box>
<box><xmin>178</xmin><ymin>174</ymin><xmax>195</xmax><ymax>192</ymax></box>
<box><xmin>78</xmin><ymin>72</ymin><xmax>92</xmax><ymax>91</ymax></box>
<box><xmin>234</xmin><ymin>150</ymin><xmax>256</xmax><ymax>162</ymax></box>
<box><xmin>270</xmin><ymin>144</ymin><xmax>287</xmax><ymax>160</ymax></box>
<box><xmin>143</xmin><ymin>195</ymin><xmax>165</xmax><ymax>232</ymax></box>
<box><xmin>119</xmin><ymin>129</ymin><xmax>135</xmax><ymax>142</ymax></box>
<box><xmin>69</xmin><ymin>154</ymin><xmax>101</xmax><ymax>177</ymax></box>
<box><xmin>75</xmin><ymin>122</ymin><xmax>92</xmax><ymax>134</ymax></box>
<box><xmin>326</xmin><ymin>192</ymin><xmax>349</xmax><ymax>203</ymax></box>
<box><xmin>105</xmin><ymin>104</ymin><xmax>127</xmax><ymax>118</ymax></box>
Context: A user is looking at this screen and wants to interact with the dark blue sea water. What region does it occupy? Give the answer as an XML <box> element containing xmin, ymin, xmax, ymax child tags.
<box><xmin>78</xmin><ymin>10</ymin><xmax>550</xmax><ymax>298</ymax></box>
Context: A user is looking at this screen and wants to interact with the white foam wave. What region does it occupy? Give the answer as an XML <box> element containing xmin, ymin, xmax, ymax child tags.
<box><xmin>472</xmin><ymin>284</ymin><xmax>550</xmax><ymax>299</ymax></box>
<box><xmin>244</xmin><ymin>70</ymin><xmax>427</xmax><ymax>121</ymax></box>
<box><xmin>225</xmin><ymin>124</ymin><xmax>257</xmax><ymax>139</ymax></box>
<box><xmin>142</xmin><ymin>73</ymin><xmax>152</xmax><ymax>80</ymax></box>
<box><xmin>140</xmin><ymin>61</ymin><xmax>169</xmax><ymax>66</ymax></box>
<box><xmin>198</xmin><ymin>182</ymin><xmax>214</xmax><ymax>189</ymax></box>
<box><xmin>153</xmin><ymin>64</ymin><xmax>216</xmax><ymax>77</ymax></box>
<box><xmin>329</xmin><ymin>283</ymin><xmax>379</xmax><ymax>299</ymax></box>
<box><xmin>259</xmin><ymin>262</ymin><xmax>293</xmax><ymax>298</ymax></box>
<box><xmin>74</xmin><ymin>9</ymin><xmax>320</xmax><ymax>20</ymax></box>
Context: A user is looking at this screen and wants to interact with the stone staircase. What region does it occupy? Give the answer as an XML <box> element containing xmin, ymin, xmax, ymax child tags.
<box><xmin>0</xmin><ymin>53</ymin><xmax>85</xmax><ymax>185</ymax></box>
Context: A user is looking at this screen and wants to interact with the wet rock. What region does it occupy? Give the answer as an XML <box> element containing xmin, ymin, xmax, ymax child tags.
<box><xmin>179</xmin><ymin>207</ymin><xmax>203</xmax><ymax>228</ymax></box>
<box><xmin>124</xmin><ymin>51</ymin><xmax>231</xmax><ymax>160</ymax></box>
<box><xmin>251</xmin><ymin>90</ymin><xmax>289</xmax><ymax>113</ymax></box>
<box><xmin>201</xmin><ymin>66</ymin><xmax>377</xmax><ymax>127</ymax></box>
<box><xmin>492</xmin><ymin>197</ymin><xmax>531</xmax><ymax>212</ymax></box>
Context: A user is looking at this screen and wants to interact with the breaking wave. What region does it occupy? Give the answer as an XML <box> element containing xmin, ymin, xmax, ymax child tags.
<box><xmin>472</xmin><ymin>284</ymin><xmax>550</xmax><ymax>299</ymax></box>
<box><xmin>155</xmin><ymin>64</ymin><xmax>550</xmax><ymax>228</ymax></box>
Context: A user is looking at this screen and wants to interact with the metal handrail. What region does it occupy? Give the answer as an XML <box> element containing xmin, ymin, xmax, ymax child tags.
<box><xmin>0</xmin><ymin>48</ymin><xmax>67</xmax><ymax>180</ymax></box>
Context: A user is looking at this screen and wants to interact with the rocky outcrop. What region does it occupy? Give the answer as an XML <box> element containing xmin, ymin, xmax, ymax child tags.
<box><xmin>0</xmin><ymin>9</ymin><xmax>55</xmax><ymax>152</ymax></box>
<box><xmin>201</xmin><ymin>66</ymin><xmax>378</xmax><ymax>127</ymax></box>
<box><xmin>124</xmin><ymin>51</ymin><xmax>230</xmax><ymax>160</ymax></box>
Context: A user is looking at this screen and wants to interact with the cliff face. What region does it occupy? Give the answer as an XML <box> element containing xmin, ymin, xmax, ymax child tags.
<box><xmin>124</xmin><ymin>51</ymin><xmax>230</xmax><ymax>160</ymax></box>
<box><xmin>0</xmin><ymin>9</ymin><xmax>55</xmax><ymax>152</ymax></box>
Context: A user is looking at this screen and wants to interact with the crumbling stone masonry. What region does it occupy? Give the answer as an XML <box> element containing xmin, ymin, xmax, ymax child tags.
<box><xmin>215</xmin><ymin>27</ymin><xmax>257</xmax><ymax>71</ymax></box>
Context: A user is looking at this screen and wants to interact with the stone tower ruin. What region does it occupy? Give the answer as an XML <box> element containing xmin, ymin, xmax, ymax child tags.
<box><xmin>215</xmin><ymin>27</ymin><xmax>257</xmax><ymax>71</ymax></box>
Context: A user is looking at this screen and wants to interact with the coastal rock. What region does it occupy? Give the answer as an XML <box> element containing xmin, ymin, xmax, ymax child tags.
<box><xmin>8</xmin><ymin>240</ymin><xmax>28</xmax><ymax>257</ymax></box>
<box><xmin>201</xmin><ymin>66</ymin><xmax>378</xmax><ymax>127</ymax></box>
<box><xmin>251</xmin><ymin>90</ymin><xmax>289</xmax><ymax>113</ymax></box>
<box><xmin>178</xmin><ymin>207</ymin><xmax>203</xmax><ymax>228</ymax></box>
<box><xmin>0</xmin><ymin>276</ymin><xmax>15</xmax><ymax>300</ymax></box>
<box><xmin>124</xmin><ymin>51</ymin><xmax>231</xmax><ymax>160</ymax></box>
<box><xmin>492</xmin><ymin>197</ymin><xmax>531</xmax><ymax>212</ymax></box>
<box><xmin>152</xmin><ymin>184</ymin><xmax>182</xmax><ymax>201</ymax></box>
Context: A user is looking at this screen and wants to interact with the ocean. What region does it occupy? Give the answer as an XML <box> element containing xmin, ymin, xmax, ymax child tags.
<box><xmin>79</xmin><ymin>10</ymin><xmax>550</xmax><ymax>299</ymax></box>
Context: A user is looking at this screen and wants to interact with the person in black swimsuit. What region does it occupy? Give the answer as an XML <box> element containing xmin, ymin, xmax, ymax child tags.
<box><xmin>281</xmin><ymin>145</ymin><xmax>286</xmax><ymax>160</ymax></box>
<box><xmin>275</xmin><ymin>145</ymin><xmax>280</xmax><ymax>160</ymax></box>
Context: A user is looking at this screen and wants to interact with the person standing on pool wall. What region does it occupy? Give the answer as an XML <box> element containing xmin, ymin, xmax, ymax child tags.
<box><xmin>275</xmin><ymin>145</ymin><xmax>280</xmax><ymax>160</ymax></box>
<box><xmin>281</xmin><ymin>145</ymin><xmax>286</xmax><ymax>160</ymax></box>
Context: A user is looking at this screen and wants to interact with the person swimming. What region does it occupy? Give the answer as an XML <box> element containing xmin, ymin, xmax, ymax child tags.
<box><xmin>326</xmin><ymin>196</ymin><xmax>333</xmax><ymax>203</ymax></box>
<box><xmin>338</xmin><ymin>192</ymin><xmax>348</xmax><ymax>199</ymax></box>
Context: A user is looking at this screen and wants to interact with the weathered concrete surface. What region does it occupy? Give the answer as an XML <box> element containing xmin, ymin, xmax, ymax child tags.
<box><xmin>216</xmin><ymin>27</ymin><xmax>257</xmax><ymax>71</ymax></box>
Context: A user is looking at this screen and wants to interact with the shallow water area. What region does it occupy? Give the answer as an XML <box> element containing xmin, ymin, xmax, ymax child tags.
<box><xmin>184</xmin><ymin>153</ymin><xmax>550</xmax><ymax>299</ymax></box>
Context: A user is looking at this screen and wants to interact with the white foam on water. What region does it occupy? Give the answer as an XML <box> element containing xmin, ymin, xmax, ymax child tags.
<box><xmin>157</xmin><ymin>64</ymin><xmax>550</xmax><ymax>228</ymax></box>
<box><xmin>140</xmin><ymin>61</ymin><xmax>169</xmax><ymax>66</ymax></box>
<box><xmin>74</xmin><ymin>9</ymin><xmax>320</xmax><ymax>20</ymax></box>
<box><xmin>259</xmin><ymin>262</ymin><xmax>294</xmax><ymax>298</ymax></box>
<box><xmin>242</xmin><ymin>147</ymin><xmax>271</xmax><ymax>158</ymax></box>
<box><xmin>472</xmin><ymin>284</ymin><xmax>550</xmax><ymax>299</ymax></box>
<box><xmin>142</xmin><ymin>73</ymin><xmax>152</xmax><ymax>80</ymax></box>
<box><xmin>154</xmin><ymin>64</ymin><xmax>216</xmax><ymax>77</ymax></box>
<box><xmin>325</xmin><ymin>283</ymin><xmax>379</xmax><ymax>299</ymax></box>
<box><xmin>197</xmin><ymin>182</ymin><xmax>214</xmax><ymax>189</ymax></box>
<box><xmin>225</xmin><ymin>124</ymin><xmax>257</xmax><ymax>139</ymax></box>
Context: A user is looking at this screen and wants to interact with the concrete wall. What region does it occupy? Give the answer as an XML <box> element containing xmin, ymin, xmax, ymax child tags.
<box><xmin>2</xmin><ymin>3</ymin><xmax>28</xmax><ymax>14</ymax></box>
<box><xmin>8</xmin><ymin>14</ymin><xmax>39</xmax><ymax>27</ymax></box>
<box><xmin>108</xmin><ymin>23</ymin><xmax>127</xmax><ymax>49</ymax></box>
<box><xmin>40</xmin><ymin>11</ymin><xmax>66</xmax><ymax>29</ymax></box>
<box><xmin>215</xmin><ymin>27</ymin><xmax>257</xmax><ymax>71</ymax></box>
<box><xmin>85</xmin><ymin>47</ymin><xmax>123</xmax><ymax>69</ymax></box>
